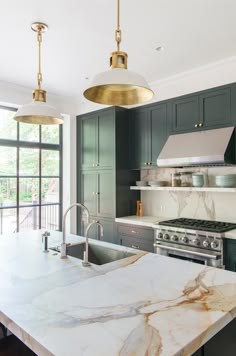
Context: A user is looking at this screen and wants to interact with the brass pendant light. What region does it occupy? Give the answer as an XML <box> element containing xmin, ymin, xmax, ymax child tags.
<box><xmin>83</xmin><ymin>0</ymin><xmax>154</xmax><ymax>106</ymax></box>
<box><xmin>14</xmin><ymin>22</ymin><xmax>63</xmax><ymax>125</ymax></box>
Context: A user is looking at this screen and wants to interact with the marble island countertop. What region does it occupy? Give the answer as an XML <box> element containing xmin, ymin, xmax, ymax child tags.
<box><xmin>1</xmin><ymin>231</ymin><xmax>236</xmax><ymax>355</ymax></box>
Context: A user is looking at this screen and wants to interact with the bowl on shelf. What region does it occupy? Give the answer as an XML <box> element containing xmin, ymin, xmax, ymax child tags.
<box><xmin>215</xmin><ymin>175</ymin><xmax>236</xmax><ymax>187</ymax></box>
<box><xmin>148</xmin><ymin>180</ymin><xmax>168</xmax><ymax>187</ymax></box>
<box><xmin>192</xmin><ymin>174</ymin><xmax>204</xmax><ymax>187</ymax></box>
<box><xmin>136</xmin><ymin>181</ymin><xmax>148</xmax><ymax>186</ymax></box>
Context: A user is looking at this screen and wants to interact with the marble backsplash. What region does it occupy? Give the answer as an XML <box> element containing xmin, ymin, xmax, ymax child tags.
<box><xmin>140</xmin><ymin>166</ymin><xmax>236</xmax><ymax>223</ymax></box>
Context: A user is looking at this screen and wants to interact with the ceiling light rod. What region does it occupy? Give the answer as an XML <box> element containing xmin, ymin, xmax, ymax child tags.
<box><xmin>31</xmin><ymin>22</ymin><xmax>47</xmax><ymax>103</ymax></box>
<box><xmin>116</xmin><ymin>0</ymin><xmax>121</xmax><ymax>51</ymax></box>
<box><xmin>14</xmin><ymin>22</ymin><xmax>63</xmax><ymax>125</ymax></box>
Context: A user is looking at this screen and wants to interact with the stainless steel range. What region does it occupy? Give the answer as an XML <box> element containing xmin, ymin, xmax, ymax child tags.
<box><xmin>154</xmin><ymin>218</ymin><xmax>236</xmax><ymax>268</ymax></box>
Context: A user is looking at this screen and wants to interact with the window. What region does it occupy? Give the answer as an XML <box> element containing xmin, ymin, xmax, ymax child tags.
<box><xmin>0</xmin><ymin>106</ymin><xmax>62</xmax><ymax>234</ymax></box>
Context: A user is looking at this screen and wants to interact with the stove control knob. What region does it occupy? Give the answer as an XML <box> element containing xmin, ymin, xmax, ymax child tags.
<box><xmin>157</xmin><ymin>232</ymin><xmax>163</xmax><ymax>239</ymax></box>
<box><xmin>171</xmin><ymin>235</ymin><xmax>179</xmax><ymax>242</ymax></box>
<box><xmin>211</xmin><ymin>240</ymin><xmax>219</xmax><ymax>249</ymax></box>
<box><xmin>181</xmin><ymin>236</ymin><xmax>188</xmax><ymax>243</ymax></box>
<box><xmin>203</xmin><ymin>239</ymin><xmax>210</xmax><ymax>248</ymax></box>
<box><xmin>163</xmin><ymin>233</ymin><xmax>170</xmax><ymax>240</ymax></box>
<box><xmin>192</xmin><ymin>238</ymin><xmax>200</xmax><ymax>246</ymax></box>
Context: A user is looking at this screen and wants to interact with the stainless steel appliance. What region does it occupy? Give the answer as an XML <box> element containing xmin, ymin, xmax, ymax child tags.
<box><xmin>156</xmin><ymin>126</ymin><xmax>235</xmax><ymax>167</ymax></box>
<box><xmin>154</xmin><ymin>218</ymin><xmax>236</xmax><ymax>268</ymax></box>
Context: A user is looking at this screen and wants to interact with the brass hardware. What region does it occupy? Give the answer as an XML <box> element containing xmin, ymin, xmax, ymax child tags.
<box><xmin>144</xmin><ymin>162</ymin><xmax>147</xmax><ymax>165</ymax></box>
<box><xmin>194</xmin><ymin>124</ymin><xmax>198</xmax><ymax>128</ymax></box>
<box><xmin>199</xmin><ymin>123</ymin><xmax>203</xmax><ymax>127</ymax></box>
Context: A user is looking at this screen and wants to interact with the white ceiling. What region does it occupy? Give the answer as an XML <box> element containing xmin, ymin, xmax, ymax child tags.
<box><xmin>1</xmin><ymin>0</ymin><xmax>236</xmax><ymax>98</ymax></box>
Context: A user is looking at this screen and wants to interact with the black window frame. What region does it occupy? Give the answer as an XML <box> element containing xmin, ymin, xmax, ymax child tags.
<box><xmin>0</xmin><ymin>105</ymin><xmax>63</xmax><ymax>233</ymax></box>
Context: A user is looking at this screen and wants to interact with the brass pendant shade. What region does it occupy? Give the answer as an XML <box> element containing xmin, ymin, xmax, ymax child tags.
<box><xmin>83</xmin><ymin>0</ymin><xmax>153</xmax><ymax>106</ymax></box>
<box><xmin>14</xmin><ymin>22</ymin><xmax>63</xmax><ymax>125</ymax></box>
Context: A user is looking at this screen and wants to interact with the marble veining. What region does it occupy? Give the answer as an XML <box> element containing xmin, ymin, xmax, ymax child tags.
<box><xmin>140</xmin><ymin>167</ymin><xmax>236</xmax><ymax>223</ymax></box>
<box><xmin>1</xmin><ymin>231</ymin><xmax>236</xmax><ymax>355</ymax></box>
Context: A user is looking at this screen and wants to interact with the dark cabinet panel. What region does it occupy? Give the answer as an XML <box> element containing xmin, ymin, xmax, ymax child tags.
<box><xmin>118</xmin><ymin>223</ymin><xmax>154</xmax><ymax>253</ymax></box>
<box><xmin>199</xmin><ymin>88</ymin><xmax>231</xmax><ymax>129</ymax></box>
<box><xmin>81</xmin><ymin>115</ymin><xmax>97</xmax><ymax>169</ymax></box>
<box><xmin>130</xmin><ymin>108</ymin><xmax>150</xmax><ymax>168</ymax></box>
<box><xmin>81</xmin><ymin>170</ymin><xmax>115</xmax><ymax>218</ymax></box>
<box><xmin>80</xmin><ymin>171</ymin><xmax>97</xmax><ymax>216</ymax></box>
<box><xmin>171</xmin><ymin>85</ymin><xmax>233</xmax><ymax>134</ymax></box>
<box><xmin>224</xmin><ymin>239</ymin><xmax>236</xmax><ymax>272</ymax></box>
<box><xmin>88</xmin><ymin>217</ymin><xmax>116</xmax><ymax>244</ymax></box>
<box><xmin>97</xmin><ymin>170</ymin><xmax>115</xmax><ymax>217</ymax></box>
<box><xmin>98</xmin><ymin>111</ymin><xmax>115</xmax><ymax>169</ymax></box>
<box><xmin>130</xmin><ymin>103</ymin><xmax>168</xmax><ymax>169</ymax></box>
<box><xmin>150</xmin><ymin>104</ymin><xmax>168</xmax><ymax>165</ymax></box>
<box><xmin>172</xmin><ymin>95</ymin><xmax>199</xmax><ymax>133</ymax></box>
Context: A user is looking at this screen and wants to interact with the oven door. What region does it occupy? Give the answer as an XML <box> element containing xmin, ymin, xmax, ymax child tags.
<box><xmin>154</xmin><ymin>242</ymin><xmax>223</xmax><ymax>268</ymax></box>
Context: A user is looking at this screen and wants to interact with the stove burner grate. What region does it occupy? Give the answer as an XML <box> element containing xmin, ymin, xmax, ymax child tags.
<box><xmin>158</xmin><ymin>218</ymin><xmax>236</xmax><ymax>233</ymax></box>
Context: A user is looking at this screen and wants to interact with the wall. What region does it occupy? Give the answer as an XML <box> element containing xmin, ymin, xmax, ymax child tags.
<box><xmin>140</xmin><ymin>167</ymin><xmax>236</xmax><ymax>223</ymax></box>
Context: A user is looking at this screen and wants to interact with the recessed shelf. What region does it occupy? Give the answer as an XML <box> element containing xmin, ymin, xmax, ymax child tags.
<box><xmin>130</xmin><ymin>186</ymin><xmax>236</xmax><ymax>193</ymax></box>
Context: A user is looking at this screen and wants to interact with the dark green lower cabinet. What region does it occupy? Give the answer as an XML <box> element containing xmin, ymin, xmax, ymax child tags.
<box><xmin>192</xmin><ymin>318</ymin><xmax>236</xmax><ymax>356</ymax></box>
<box><xmin>117</xmin><ymin>223</ymin><xmax>154</xmax><ymax>253</ymax></box>
<box><xmin>87</xmin><ymin>217</ymin><xmax>117</xmax><ymax>244</ymax></box>
<box><xmin>224</xmin><ymin>239</ymin><xmax>236</xmax><ymax>272</ymax></box>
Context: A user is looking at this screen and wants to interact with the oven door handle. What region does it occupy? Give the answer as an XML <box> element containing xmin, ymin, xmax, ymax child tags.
<box><xmin>153</xmin><ymin>243</ymin><xmax>221</xmax><ymax>260</ymax></box>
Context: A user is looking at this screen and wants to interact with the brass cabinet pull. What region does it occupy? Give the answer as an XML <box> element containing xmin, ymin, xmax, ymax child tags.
<box><xmin>199</xmin><ymin>123</ymin><xmax>203</xmax><ymax>127</ymax></box>
<box><xmin>131</xmin><ymin>244</ymin><xmax>140</xmax><ymax>249</ymax></box>
<box><xmin>194</xmin><ymin>124</ymin><xmax>198</xmax><ymax>128</ymax></box>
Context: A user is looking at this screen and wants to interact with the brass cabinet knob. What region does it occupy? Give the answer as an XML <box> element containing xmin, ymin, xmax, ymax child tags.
<box><xmin>194</xmin><ymin>124</ymin><xmax>198</xmax><ymax>128</ymax></box>
<box><xmin>144</xmin><ymin>162</ymin><xmax>147</xmax><ymax>165</ymax></box>
<box><xmin>149</xmin><ymin>162</ymin><xmax>152</xmax><ymax>165</ymax></box>
<box><xmin>199</xmin><ymin>123</ymin><xmax>203</xmax><ymax>127</ymax></box>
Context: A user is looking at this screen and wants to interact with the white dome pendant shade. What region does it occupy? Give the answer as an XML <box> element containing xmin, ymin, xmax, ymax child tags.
<box><xmin>83</xmin><ymin>0</ymin><xmax>153</xmax><ymax>106</ymax></box>
<box><xmin>14</xmin><ymin>23</ymin><xmax>63</xmax><ymax>125</ymax></box>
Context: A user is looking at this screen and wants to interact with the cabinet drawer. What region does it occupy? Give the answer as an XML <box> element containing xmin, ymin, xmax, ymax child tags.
<box><xmin>120</xmin><ymin>236</ymin><xmax>154</xmax><ymax>253</ymax></box>
<box><xmin>118</xmin><ymin>224</ymin><xmax>154</xmax><ymax>241</ymax></box>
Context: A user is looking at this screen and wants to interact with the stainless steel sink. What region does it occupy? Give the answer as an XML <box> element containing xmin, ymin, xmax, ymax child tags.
<box><xmin>51</xmin><ymin>243</ymin><xmax>135</xmax><ymax>265</ymax></box>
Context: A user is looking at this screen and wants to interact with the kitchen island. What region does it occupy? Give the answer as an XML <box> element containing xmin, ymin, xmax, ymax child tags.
<box><xmin>0</xmin><ymin>231</ymin><xmax>236</xmax><ymax>355</ymax></box>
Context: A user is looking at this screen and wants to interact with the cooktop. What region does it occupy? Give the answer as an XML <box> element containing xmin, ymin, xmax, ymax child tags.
<box><xmin>158</xmin><ymin>218</ymin><xmax>236</xmax><ymax>233</ymax></box>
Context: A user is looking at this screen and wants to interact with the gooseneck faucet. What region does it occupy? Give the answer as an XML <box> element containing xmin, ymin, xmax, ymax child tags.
<box><xmin>82</xmin><ymin>221</ymin><xmax>104</xmax><ymax>266</ymax></box>
<box><xmin>61</xmin><ymin>203</ymin><xmax>90</xmax><ymax>258</ymax></box>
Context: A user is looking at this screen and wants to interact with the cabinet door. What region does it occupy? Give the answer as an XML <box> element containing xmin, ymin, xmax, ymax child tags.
<box><xmin>172</xmin><ymin>95</ymin><xmax>199</xmax><ymax>133</ymax></box>
<box><xmin>98</xmin><ymin>111</ymin><xmax>115</xmax><ymax>169</ymax></box>
<box><xmin>225</xmin><ymin>240</ymin><xmax>236</xmax><ymax>272</ymax></box>
<box><xmin>81</xmin><ymin>171</ymin><xmax>97</xmax><ymax>216</ymax></box>
<box><xmin>199</xmin><ymin>88</ymin><xmax>231</xmax><ymax>129</ymax></box>
<box><xmin>97</xmin><ymin>171</ymin><xmax>115</xmax><ymax>217</ymax></box>
<box><xmin>150</xmin><ymin>103</ymin><xmax>168</xmax><ymax>166</ymax></box>
<box><xmin>130</xmin><ymin>108</ymin><xmax>151</xmax><ymax>168</ymax></box>
<box><xmin>120</xmin><ymin>235</ymin><xmax>154</xmax><ymax>252</ymax></box>
<box><xmin>80</xmin><ymin>115</ymin><xmax>98</xmax><ymax>169</ymax></box>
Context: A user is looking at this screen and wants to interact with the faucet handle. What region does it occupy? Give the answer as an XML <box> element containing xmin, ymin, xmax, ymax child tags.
<box><xmin>42</xmin><ymin>230</ymin><xmax>50</xmax><ymax>242</ymax></box>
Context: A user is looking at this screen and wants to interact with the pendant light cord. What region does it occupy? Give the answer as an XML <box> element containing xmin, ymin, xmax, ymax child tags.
<box><xmin>115</xmin><ymin>0</ymin><xmax>121</xmax><ymax>51</ymax></box>
<box><xmin>37</xmin><ymin>28</ymin><xmax>43</xmax><ymax>89</ymax></box>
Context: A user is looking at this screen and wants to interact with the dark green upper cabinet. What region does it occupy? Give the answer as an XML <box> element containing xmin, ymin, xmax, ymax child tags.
<box><xmin>130</xmin><ymin>102</ymin><xmax>169</xmax><ymax>169</ymax></box>
<box><xmin>171</xmin><ymin>85</ymin><xmax>233</xmax><ymax>134</ymax></box>
<box><xmin>80</xmin><ymin>110</ymin><xmax>115</xmax><ymax>170</ymax></box>
<box><xmin>199</xmin><ymin>88</ymin><xmax>231</xmax><ymax>129</ymax></box>
<box><xmin>172</xmin><ymin>95</ymin><xmax>199</xmax><ymax>133</ymax></box>
<box><xmin>80</xmin><ymin>114</ymin><xmax>98</xmax><ymax>169</ymax></box>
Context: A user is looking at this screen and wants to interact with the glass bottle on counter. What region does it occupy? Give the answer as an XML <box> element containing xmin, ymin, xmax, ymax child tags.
<box><xmin>180</xmin><ymin>172</ymin><xmax>192</xmax><ymax>187</ymax></box>
<box><xmin>171</xmin><ymin>173</ymin><xmax>181</xmax><ymax>187</ymax></box>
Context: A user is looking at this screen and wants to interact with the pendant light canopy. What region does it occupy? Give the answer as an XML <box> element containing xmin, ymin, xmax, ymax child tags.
<box><xmin>83</xmin><ymin>0</ymin><xmax>154</xmax><ymax>106</ymax></box>
<box><xmin>14</xmin><ymin>22</ymin><xmax>63</xmax><ymax>125</ymax></box>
